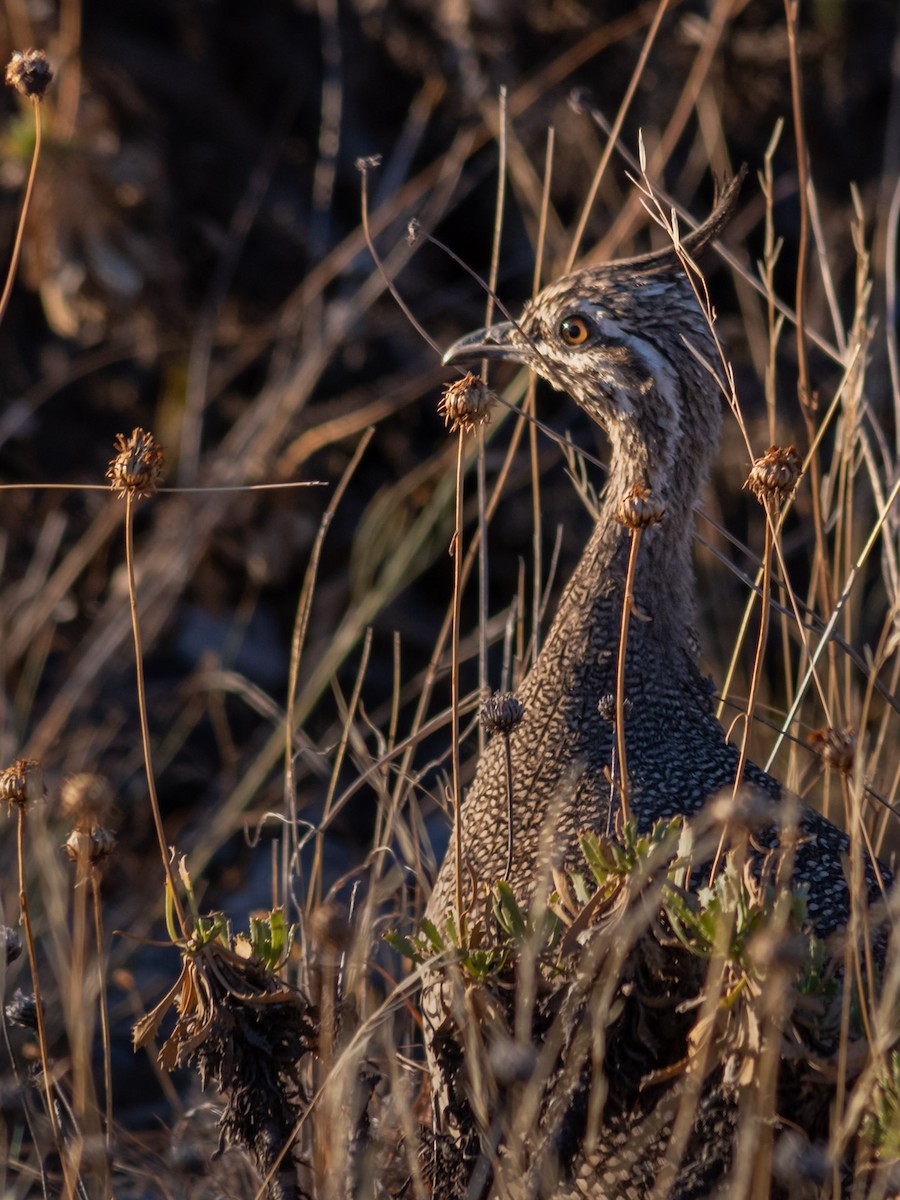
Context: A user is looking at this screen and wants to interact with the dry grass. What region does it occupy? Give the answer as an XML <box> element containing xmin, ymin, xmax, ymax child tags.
<box><xmin>0</xmin><ymin>2</ymin><xmax>899</xmax><ymax>1197</ymax></box>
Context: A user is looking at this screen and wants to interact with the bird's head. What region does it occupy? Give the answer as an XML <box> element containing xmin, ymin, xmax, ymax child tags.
<box><xmin>442</xmin><ymin>172</ymin><xmax>744</xmax><ymax>508</ymax></box>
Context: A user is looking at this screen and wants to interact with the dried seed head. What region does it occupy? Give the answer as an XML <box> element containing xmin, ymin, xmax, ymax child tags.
<box><xmin>64</xmin><ymin>826</ymin><xmax>117</xmax><ymax>867</ymax></box>
<box><xmin>355</xmin><ymin>154</ymin><xmax>382</xmax><ymax>173</ymax></box>
<box><xmin>808</xmin><ymin>727</ymin><xmax>856</xmax><ymax>775</ymax></box>
<box><xmin>438</xmin><ymin>372</ymin><xmax>495</xmax><ymax>434</ymax></box>
<box><xmin>5</xmin><ymin>49</ymin><xmax>52</xmax><ymax>99</ymax></box>
<box><xmin>480</xmin><ymin>691</ymin><xmax>525</xmax><ymax>736</ymax></box>
<box><xmin>5</xmin><ymin>989</ymin><xmax>39</xmax><ymax>1030</ymax></box>
<box><xmin>597</xmin><ymin>694</ymin><xmax>632</xmax><ymax>724</ymax></box>
<box><xmin>0</xmin><ymin>758</ymin><xmax>44</xmax><ymax>808</ymax></box>
<box><xmin>2</xmin><ymin>926</ymin><xmax>22</xmax><ymax>966</ymax></box>
<box><xmin>745</xmin><ymin>445</ymin><xmax>802</xmax><ymax>506</ymax></box>
<box><xmin>60</xmin><ymin>773</ymin><xmax>115</xmax><ymax>831</ymax></box>
<box><xmin>615</xmin><ymin>484</ymin><xmax>665</xmax><ymax>529</ymax></box>
<box><xmin>106</xmin><ymin>428</ymin><xmax>165</xmax><ymax>500</ymax></box>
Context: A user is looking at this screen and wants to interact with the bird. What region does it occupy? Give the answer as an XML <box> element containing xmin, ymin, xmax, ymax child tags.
<box><xmin>420</xmin><ymin>174</ymin><xmax>890</xmax><ymax>1199</ymax></box>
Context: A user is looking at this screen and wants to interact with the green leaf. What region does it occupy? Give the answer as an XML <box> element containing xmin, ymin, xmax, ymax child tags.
<box><xmin>420</xmin><ymin>917</ymin><xmax>448</xmax><ymax>953</ymax></box>
<box><xmin>248</xmin><ymin>908</ymin><xmax>296</xmax><ymax>970</ymax></box>
<box><xmin>384</xmin><ymin>930</ymin><xmax>422</xmax><ymax>961</ymax></box>
<box><xmin>493</xmin><ymin>881</ymin><xmax>528</xmax><ymax>940</ymax></box>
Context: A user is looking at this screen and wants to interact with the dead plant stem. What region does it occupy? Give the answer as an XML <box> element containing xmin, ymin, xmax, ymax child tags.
<box><xmin>503</xmin><ymin>734</ymin><xmax>514</xmax><ymax>879</ymax></box>
<box><xmin>715</xmin><ymin>349</ymin><xmax>861</xmax><ymax>725</ymax></box>
<box><xmin>71</xmin><ymin>851</ymin><xmax>89</xmax><ymax>1136</ymax></box>
<box><xmin>308</xmin><ymin>627</ymin><xmax>373</xmax><ymax>909</ymax></box>
<box><xmin>358</xmin><ymin>159</ymin><xmax>441</xmax><ymax>355</ymax></box>
<box><xmin>615</xmin><ymin>529</ymin><xmax>642</xmax><ymax>824</ymax></box>
<box><xmin>0</xmin><ymin>97</ymin><xmax>42</xmax><ymax>329</ymax></box>
<box><xmin>649</xmin><ymin>926</ymin><xmax>733</xmax><ymax>1200</ymax></box>
<box><xmin>91</xmin><ymin>872</ymin><xmax>113</xmax><ymax>1151</ymax></box>
<box><xmin>528</xmin><ymin>127</ymin><xmax>555</xmax><ymax>666</ymax></box>
<box><xmin>451</xmin><ymin>431</ymin><xmax>466</xmax><ymax>933</ymax></box>
<box><xmin>784</xmin><ymin>0</ymin><xmax>835</xmax><ymax>620</ymax></box>
<box><xmin>765</xmin><ymin>472</ymin><xmax>900</xmax><ymax>771</ymax></box>
<box><xmin>478</xmin><ymin>88</ymin><xmax>508</xmax><ymax>735</ymax></box>
<box><xmin>57</xmin><ymin>0</ymin><xmax>83</xmax><ymax>140</ymax></box>
<box><xmin>711</xmin><ymin>507</ymin><xmax>774</xmax><ymax>880</ymax></box>
<box><xmin>389</xmin><ymin>371</ymin><xmax>532</xmax><ymax>823</ymax></box>
<box><xmin>124</xmin><ymin>493</ymin><xmax>188</xmax><ymax>937</ymax></box>
<box><xmin>16</xmin><ymin>806</ymin><xmax>60</xmax><ymax>1143</ymax></box>
<box><xmin>284</xmin><ymin>428</ymin><xmax>373</xmax><ymax>882</ymax></box>
<box><xmin>566</xmin><ymin>0</ymin><xmax>671</xmax><ymax>270</ymax></box>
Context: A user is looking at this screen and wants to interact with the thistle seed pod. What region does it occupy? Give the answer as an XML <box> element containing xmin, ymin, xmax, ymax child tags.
<box><xmin>615</xmin><ymin>484</ymin><xmax>665</xmax><ymax>530</ymax></box>
<box><xmin>5</xmin><ymin>989</ymin><xmax>40</xmax><ymax>1030</ymax></box>
<box><xmin>1</xmin><ymin>926</ymin><xmax>22</xmax><ymax>965</ymax></box>
<box><xmin>60</xmin><ymin>773</ymin><xmax>115</xmax><ymax>831</ymax></box>
<box><xmin>64</xmin><ymin>826</ymin><xmax>117</xmax><ymax>867</ymax></box>
<box><xmin>480</xmin><ymin>692</ymin><xmax>525</xmax><ymax>737</ymax></box>
<box><xmin>745</xmin><ymin>445</ymin><xmax>802</xmax><ymax>506</ymax></box>
<box><xmin>0</xmin><ymin>758</ymin><xmax>43</xmax><ymax>808</ymax></box>
<box><xmin>598</xmin><ymin>695</ymin><xmax>632</xmax><ymax>724</ymax></box>
<box><xmin>5</xmin><ymin>50</ymin><xmax>52</xmax><ymax>100</ymax></box>
<box><xmin>106</xmin><ymin>428</ymin><xmax>165</xmax><ymax>500</ymax></box>
<box><xmin>438</xmin><ymin>372</ymin><xmax>495</xmax><ymax>434</ymax></box>
<box><xmin>808</xmin><ymin>727</ymin><xmax>856</xmax><ymax>775</ymax></box>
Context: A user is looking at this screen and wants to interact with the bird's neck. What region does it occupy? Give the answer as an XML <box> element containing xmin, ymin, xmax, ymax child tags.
<box><xmin>534</xmin><ymin>435</ymin><xmax>706</xmax><ymax>698</ymax></box>
<box><xmin>600</xmin><ymin>471</ymin><xmax>695</xmax><ymax>652</ymax></box>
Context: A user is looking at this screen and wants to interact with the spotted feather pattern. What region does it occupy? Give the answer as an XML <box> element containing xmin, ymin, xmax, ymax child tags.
<box><xmin>422</xmin><ymin>176</ymin><xmax>889</xmax><ymax>1198</ymax></box>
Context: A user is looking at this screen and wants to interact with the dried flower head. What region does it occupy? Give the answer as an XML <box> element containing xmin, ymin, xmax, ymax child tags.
<box><xmin>615</xmin><ymin>484</ymin><xmax>665</xmax><ymax>530</ymax></box>
<box><xmin>64</xmin><ymin>826</ymin><xmax>117</xmax><ymax>867</ymax></box>
<box><xmin>0</xmin><ymin>758</ymin><xmax>43</xmax><ymax>808</ymax></box>
<box><xmin>1</xmin><ymin>926</ymin><xmax>22</xmax><ymax>966</ymax></box>
<box><xmin>133</xmin><ymin>935</ymin><xmax>316</xmax><ymax>1185</ymax></box>
<box><xmin>355</xmin><ymin>154</ymin><xmax>382</xmax><ymax>174</ymax></box>
<box><xmin>5</xmin><ymin>49</ymin><xmax>52</xmax><ymax>99</ymax></box>
<box><xmin>481</xmin><ymin>691</ymin><xmax>525</xmax><ymax>737</ymax></box>
<box><xmin>60</xmin><ymin>773</ymin><xmax>115</xmax><ymax>831</ymax></box>
<box><xmin>106</xmin><ymin>428</ymin><xmax>165</xmax><ymax>499</ymax></box>
<box><xmin>808</xmin><ymin>726</ymin><xmax>856</xmax><ymax>775</ymax></box>
<box><xmin>597</xmin><ymin>694</ymin><xmax>632</xmax><ymax>724</ymax></box>
<box><xmin>5</xmin><ymin>989</ymin><xmax>40</xmax><ymax>1030</ymax></box>
<box><xmin>438</xmin><ymin>372</ymin><xmax>495</xmax><ymax>434</ymax></box>
<box><xmin>745</xmin><ymin>445</ymin><xmax>802</xmax><ymax>506</ymax></box>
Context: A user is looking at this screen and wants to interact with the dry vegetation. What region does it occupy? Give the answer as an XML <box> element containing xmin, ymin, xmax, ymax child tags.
<box><xmin>0</xmin><ymin>1</ymin><xmax>899</xmax><ymax>1197</ymax></box>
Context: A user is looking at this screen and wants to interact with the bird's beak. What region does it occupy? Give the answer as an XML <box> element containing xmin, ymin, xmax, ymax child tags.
<box><xmin>441</xmin><ymin>321</ymin><xmax>520</xmax><ymax>366</ymax></box>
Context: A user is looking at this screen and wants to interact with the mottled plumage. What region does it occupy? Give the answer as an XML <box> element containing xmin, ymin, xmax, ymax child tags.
<box><xmin>421</xmin><ymin>176</ymin><xmax>889</xmax><ymax>1198</ymax></box>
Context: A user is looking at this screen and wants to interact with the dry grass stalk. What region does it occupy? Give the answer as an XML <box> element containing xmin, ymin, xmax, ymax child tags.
<box><xmin>1</xmin><ymin>9</ymin><xmax>898</xmax><ymax>1199</ymax></box>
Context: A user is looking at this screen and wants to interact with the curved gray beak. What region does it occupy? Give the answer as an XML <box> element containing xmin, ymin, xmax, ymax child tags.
<box><xmin>441</xmin><ymin>321</ymin><xmax>520</xmax><ymax>366</ymax></box>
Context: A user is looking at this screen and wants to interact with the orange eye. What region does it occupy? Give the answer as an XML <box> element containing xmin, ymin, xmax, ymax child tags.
<box><xmin>559</xmin><ymin>315</ymin><xmax>592</xmax><ymax>346</ymax></box>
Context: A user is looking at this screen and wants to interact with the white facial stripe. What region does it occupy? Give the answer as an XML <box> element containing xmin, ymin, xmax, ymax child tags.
<box><xmin>593</xmin><ymin>316</ymin><xmax>683</xmax><ymax>479</ymax></box>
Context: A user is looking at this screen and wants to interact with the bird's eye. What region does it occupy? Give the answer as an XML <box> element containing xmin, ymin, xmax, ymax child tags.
<box><xmin>559</xmin><ymin>315</ymin><xmax>592</xmax><ymax>346</ymax></box>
